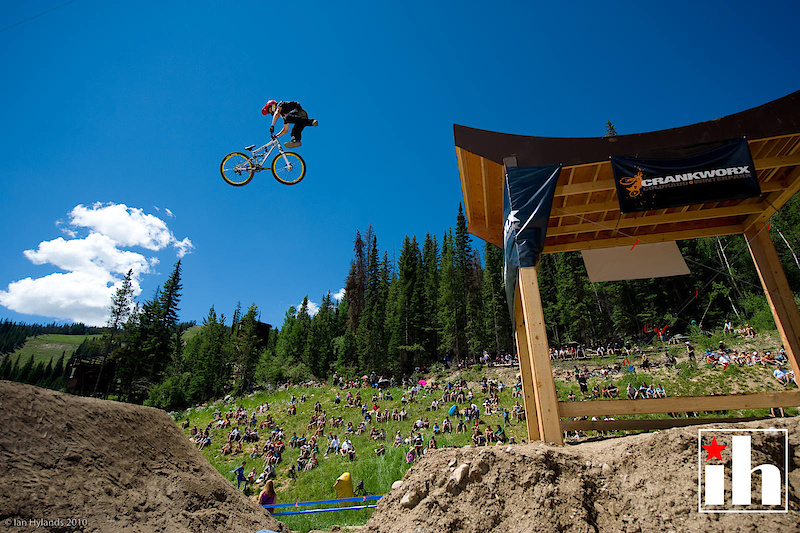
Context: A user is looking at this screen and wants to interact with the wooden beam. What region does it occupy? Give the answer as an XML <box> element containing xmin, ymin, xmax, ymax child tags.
<box><xmin>480</xmin><ymin>156</ymin><xmax>491</xmax><ymax>229</ymax></box>
<box><xmin>745</xmin><ymin>226</ymin><xmax>800</xmax><ymax>383</ymax></box>
<box><xmin>455</xmin><ymin>147</ymin><xmax>474</xmax><ymax>229</ymax></box>
<box><xmin>548</xmin><ymin>204</ymin><xmax>763</xmax><ymax>238</ymax></box>
<box><xmin>553</xmin><ymin>201</ymin><xmax>620</xmax><ymax>217</ymax></box>
<box><xmin>518</xmin><ymin>267</ymin><xmax>563</xmax><ymax>444</ymax></box>
<box><xmin>543</xmin><ymin>224</ymin><xmax>745</xmax><ymax>254</ymax></box>
<box><xmin>743</xmin><ymin>165</ymin><xmax>800</xmax><ymax>233</ymax></box>
<box><xmin>513</xmin><ymin>286</ymin><xmax>540</xmax><ymax>442</ymax></box>
<box><xmin>754</xmin><ymin>153</ymin><xmax>800</xmax><ymax>170</ymax></box>
<box><xmin>561</xmin><ymin>416</ymin><xmax>768</xmax><ymax>433</ymax></box>
<box><xmin>557</xmin><ymin>390</ymin><xmax>800</xmax><ymax>418</ymax></box>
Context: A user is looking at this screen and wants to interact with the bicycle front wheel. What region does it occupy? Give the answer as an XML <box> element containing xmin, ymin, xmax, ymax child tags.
<box><xmin>221</xmin><ymin>152</ymin><xmax>255</xmax><ymax>186</ymax></box>
<box><xmin>271</xmin><ymin>151</ymin><xmax>306</xmax><ymax>185</ymax></box>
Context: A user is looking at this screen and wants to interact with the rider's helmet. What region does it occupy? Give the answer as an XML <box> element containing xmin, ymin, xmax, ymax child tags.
<box><xmin>261</xmin><ymin>100</ymin><xmax>278</xmax><ymax>116</ymax></box>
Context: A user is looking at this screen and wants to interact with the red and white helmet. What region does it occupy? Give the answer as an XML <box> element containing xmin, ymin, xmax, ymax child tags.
<box><xmin>261</xmin><ymin>100</ymin><xmax>278</xmax><ymax>116</ymax></box>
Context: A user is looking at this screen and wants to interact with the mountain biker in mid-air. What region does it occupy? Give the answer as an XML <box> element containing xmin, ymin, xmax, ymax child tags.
<box><xmin>261</xmin><ymin>100</ymin><xmax>318</xmax><ymax>148</ymax></box>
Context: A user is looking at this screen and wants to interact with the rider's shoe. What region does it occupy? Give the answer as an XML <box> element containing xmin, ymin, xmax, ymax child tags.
<box><xmin>285</xmin><ymin>139</ymin><xmax>302</xmax><ymax>148</ymax></box>
<box><xmin>311</xmin><ymin>119</ymin><xmax>318</xmax><ymax>127</ymax></box>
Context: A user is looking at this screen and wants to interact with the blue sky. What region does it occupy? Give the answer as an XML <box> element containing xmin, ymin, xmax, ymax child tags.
<box><xmin>1</xmin><ymin>1</ymin><xmax>799</xmax><ymax>328</ymax></box>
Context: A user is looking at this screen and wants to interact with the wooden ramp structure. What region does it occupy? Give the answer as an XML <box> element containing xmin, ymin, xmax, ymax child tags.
<box><xmin>454</xmin><ymin>90</ymin><xmax>800</xmax><ymax>444</ymax></box>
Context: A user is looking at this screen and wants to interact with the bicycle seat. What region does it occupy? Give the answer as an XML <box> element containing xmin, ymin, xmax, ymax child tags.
<box><xmin>245</xmin><ymin>145</ymin><xmax>255</xmax><ymax>151</ymax></box>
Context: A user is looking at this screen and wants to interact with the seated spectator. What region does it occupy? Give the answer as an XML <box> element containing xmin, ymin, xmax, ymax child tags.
<box><xmin>375</xmin><ymin>444</ymin><xmax>386</xmax><ymax>456</ymax></box>
<box><xmin>774</xmin><ymin>365</ymin><xmax>796</xmax><ymax>386</ymax></box>
<box><xmin>426</xmin><ymin>437</ymin><xmax>438</xmax><ymax>453</ymax></box>
<box><xmin>325</xmin><ymin>435</ymin><xmax>340</xmax><ymax>456</ymax></box>
<box><xmin>406</xmin><ymin>447</ymin><xmax>416</xmax><ymax>465</ymax></box>
<box><xmin>626</xmin><ymin>383</ymin><xmax>636</xmax><ymax>399</ymax></box>
<box><xmin>304</xmin><ymin>453</ymin><xmax>318</xmax><ymax>471</ymax></box>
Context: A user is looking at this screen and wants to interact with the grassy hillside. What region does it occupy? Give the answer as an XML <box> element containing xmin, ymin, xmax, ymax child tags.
<box><xmin>172</xmin><ymin>330</ymin><xmax>797</xmax><ymax>532</ymax></box>
<box><xmin>7</xmin><ymin>334</ymin><xmax>101</xmax><ymax>366</ymax></box>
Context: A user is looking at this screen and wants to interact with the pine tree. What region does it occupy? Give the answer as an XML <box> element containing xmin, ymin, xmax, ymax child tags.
<box><xmin>437</xmin><ymin>230</ymin><xmax>458</xmax><ymax>362</ymax></box>
<box><xmin>481</xmin><ymin>242</ymin><xmax>514</xmax><ymax>356</ymax></box>
<box><xmin>357</xmin><ymin>236</ymin><xmax>384</xmax><ymax>371</ymax></box>
<box><xmin>421</xmin><ymin>234</ymin><xmax>440</xmax><ymax>362</ymax></box>
<box><xmin>345</xmin><ymin>230</ymin><xmax>368</xmax><ymax>330</ymax></box>
<box><xmin>234</xmin><ymin>304</ymin><xmax>262</xmax><ymax>395</ymax></box>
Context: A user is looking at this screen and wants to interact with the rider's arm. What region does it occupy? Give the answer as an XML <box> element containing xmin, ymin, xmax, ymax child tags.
<box><xmin>271</xmin><ymin>104</ymin><xmax>282</xmax><ymax>127</ymax></box>
<box><xmin>271</xmin><ymin>105</ymin><xmax>289</xmax><ymax>137</ymax></box>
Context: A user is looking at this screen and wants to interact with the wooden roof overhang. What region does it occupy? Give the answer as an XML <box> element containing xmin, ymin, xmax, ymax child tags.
<box><xmin>455</xmin><ymin>90</ymin><xmax>800</xmax><ymax>253</ymax></box>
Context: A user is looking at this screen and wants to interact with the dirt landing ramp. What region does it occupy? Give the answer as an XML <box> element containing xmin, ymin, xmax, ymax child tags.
<box><xmin>0</xmin><ymin>381</ymin><xmax>286</xmax><ymax>533</ymax></box>
<box><xmin>364</xmin><ymin>418</ymin><xmax>799</xmax><ymax>533</ymax></box>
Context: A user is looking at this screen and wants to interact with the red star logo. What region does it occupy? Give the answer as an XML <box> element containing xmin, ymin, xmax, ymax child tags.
<box><xmin>702</xmin><ymin>436</ymin><xmax>727</xmax><ymax>461</ymax></box>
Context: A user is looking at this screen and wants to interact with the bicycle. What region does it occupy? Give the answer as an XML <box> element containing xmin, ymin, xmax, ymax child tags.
<box><xmin>220</xmin><ymin>135</ymin><xmax>306</xmax><ymax>186</ymax></box>
<box><xmin>354</xmin><ymin>480</ymin><xmax>374</xmax><ymax>497</ymax></box>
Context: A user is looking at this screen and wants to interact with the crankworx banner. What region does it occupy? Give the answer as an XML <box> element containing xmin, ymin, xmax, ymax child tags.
<box><xmin>503</xmin><ymin>164</ymin><xmax>562</xmax><ymax>319</ymax></box>
<box><xmin>611</xmin><ymin>138</ymin><xmax>760</xmax><ymax>213</ymax></box>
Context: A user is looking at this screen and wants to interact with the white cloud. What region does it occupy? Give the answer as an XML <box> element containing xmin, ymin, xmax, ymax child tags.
<box><xmin>0</xmin><ymin>203</ymin><xmax>191</xmax><ymax>326</ymax></box>
<box><xmin>333</xmin><ymin>288</ymin><xmax>346</xmax><ymax>301</ymax></box>
<box><xmin>0</xmin><ymin>271</ymin><xmax>142</xmax><ymax>326</ymax></box>
<box><xmin>302</xmin><ymin>300</ymin><xmax>320</xmax><ymax>317</ymax></box>
<box><xmin>68</xmin><ymin>203</ymin><xmax>191</xmax><ymax>252</ymax></box>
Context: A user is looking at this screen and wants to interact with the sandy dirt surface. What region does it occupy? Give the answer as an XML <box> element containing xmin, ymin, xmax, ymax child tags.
<box><xmin>361</xmin><ymin>418</ymin><xmax>799</xmax><ymax>533</ymax></box>
<box><xmin>0</xmin><ymin>380</ymin><xmax>287</xmax><ymax>533</ymax></box>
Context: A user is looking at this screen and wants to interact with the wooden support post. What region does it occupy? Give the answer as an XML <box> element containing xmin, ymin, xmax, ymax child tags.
<box><xmin>745</xmin><ymin>227</ymin><xmax>800</xmax><ymax>383</ymax></box>
<box><xmin>517</xmin><ymin>267</ymin><xmax>563</xmax><ymax>444</ymax></box>
<box><xmin>513</xmin><ymin>287</ymin><xmax>540</xmax><ymax>442</ymax></box>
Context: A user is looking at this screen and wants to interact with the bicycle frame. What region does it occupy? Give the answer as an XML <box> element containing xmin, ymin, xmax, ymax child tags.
<box><xmin>246</xmin><ymin>137</ymin><xmax>293</xmax><ymax>170</ymax></box>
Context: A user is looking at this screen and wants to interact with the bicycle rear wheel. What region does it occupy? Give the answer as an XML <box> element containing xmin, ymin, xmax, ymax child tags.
<box><xmin>271</xmin><ymin>151</ymin><xmax>306</xmax><ymax>185</ymax></box>
<box><xmin>221</xmin><ymin>152</ymin><xmax>255</xmax><ymax>186</ymax></box>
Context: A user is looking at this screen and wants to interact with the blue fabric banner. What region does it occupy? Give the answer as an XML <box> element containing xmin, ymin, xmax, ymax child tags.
<box><xmin>503</xmin><ymin>165</ymin><xmax>562</xmax><ymax>318</ymax></box>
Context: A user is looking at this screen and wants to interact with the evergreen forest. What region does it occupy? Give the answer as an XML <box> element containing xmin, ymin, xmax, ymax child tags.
<box><xmin>3</xmin><ymin>198</ymin><xmax>800</xmax><ymax>411</ymax></box>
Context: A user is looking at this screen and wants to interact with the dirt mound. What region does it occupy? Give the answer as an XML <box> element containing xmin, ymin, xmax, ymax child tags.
<box><xmin>0</xmin><ymin>381</ymin><xmax>286</xmax><ymax>533</ymax></box>
<box><xmin>363</xmin><ymin>418</ymin><xmax>799</xmax><ymax>533</ymax></box>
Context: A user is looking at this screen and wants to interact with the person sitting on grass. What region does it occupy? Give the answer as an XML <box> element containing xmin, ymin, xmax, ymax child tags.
<box><xmin>375</xmin><ymin>443</ymin><xmax>386</xmax><ymax>457</ymax></box>
<box><xmin>304</xmin><ymin>452</ymin><xmax>318</xmax><ymax>471</ymax></box>
<box><xmin>325</xmin><ymin>435</ymin><xmax>340</xmax><ymax>456</ymax></box>
<box><xmin>774</xmin><ymin>365</ymin><xmax>797</xmax><ymax>386</ymax></box>
<box><xmin>406</xmin><ymin>447</ymin><xmax>416</xmax><ymax>465</ymax></box>
<box><xmin>626</xmin><ymin>383</ymin><xmax>636</xmax><ymax>399</ymax></box>
<box><xmin>494</xmin><ymin>425</ymin><xmax>507</xmax><ymax>443</ymax></box>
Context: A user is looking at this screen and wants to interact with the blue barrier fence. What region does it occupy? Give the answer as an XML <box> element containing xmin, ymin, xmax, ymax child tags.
<box><xmin>264</xmin><ymin>495</ymin><xmax>383</xmax><ymax>517</ymax></box>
